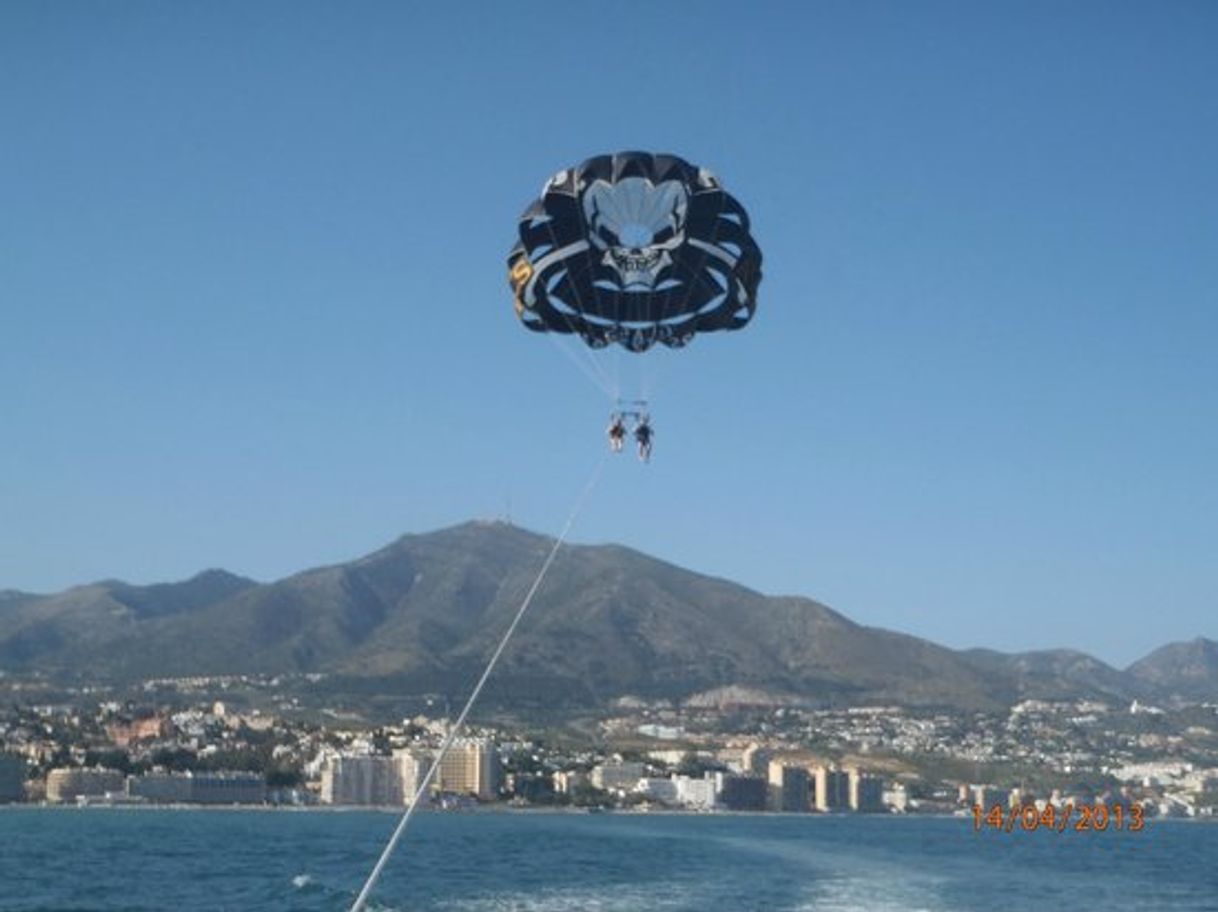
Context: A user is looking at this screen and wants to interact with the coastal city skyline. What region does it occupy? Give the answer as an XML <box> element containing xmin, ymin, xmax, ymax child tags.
<box><xmin>3</xmin><ymin>679</ymin><xmax>1213</xmax><ymax>821</ymax></box>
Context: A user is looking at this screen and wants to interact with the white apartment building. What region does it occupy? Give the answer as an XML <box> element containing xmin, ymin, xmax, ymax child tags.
<box><xmin>591</xmin><ymin>761</ymin><xmax>646</xmax><ymax>792</ymax></box>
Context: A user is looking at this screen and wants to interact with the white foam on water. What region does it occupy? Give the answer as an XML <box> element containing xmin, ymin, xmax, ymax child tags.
<box><xmin>291</xmin><ymin>873</ymin><xmax>313</xmax><ymax>889</ymax></box>
<box><xmin>793</xmin><ymin>869</ymin><xmax>957</xmax><ymax>912</ymax></box>
<box><xmin>431</xmin><ymin>880</ymin><xmax>709</xmax><ymax>912</ymax></box>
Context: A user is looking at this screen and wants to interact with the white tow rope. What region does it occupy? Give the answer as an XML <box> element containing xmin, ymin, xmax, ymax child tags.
<box><xmin>349</xmin><ymin>453</ymin><xmax>607</xmax><ymax>912</ymax></box>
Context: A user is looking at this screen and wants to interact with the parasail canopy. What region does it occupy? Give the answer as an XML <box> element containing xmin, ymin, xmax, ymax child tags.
<box><xmin>508</xmin><ymin>151</ymin><xmax>762</xmax><ymax>352</ymax></box>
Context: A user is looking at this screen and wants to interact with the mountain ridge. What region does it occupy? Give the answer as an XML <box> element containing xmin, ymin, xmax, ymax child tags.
<box><xmin>0</xmin><ymin>521</ymin><xmax>1211</xmax><ymax>708</ymax></box>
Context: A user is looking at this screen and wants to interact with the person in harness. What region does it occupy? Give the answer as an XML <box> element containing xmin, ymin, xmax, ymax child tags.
<box><xmin>634</xmin><ymin>414</ymin><xmax>653</xmax><ymax>463</ymax></box>
<box><xmin>607</xmin><ymin>413</ymin><xmax>627</xmax><ymax>453</ymax></box>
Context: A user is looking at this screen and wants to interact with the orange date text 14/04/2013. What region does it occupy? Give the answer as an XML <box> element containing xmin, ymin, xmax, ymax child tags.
<box><xmin>971</xmin><ymin>802</ymin><xmax>1146</xmax><ymax>834</ymax></box>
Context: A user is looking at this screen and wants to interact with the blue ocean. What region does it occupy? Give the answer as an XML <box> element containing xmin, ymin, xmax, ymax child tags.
<box><xmin>0</xmin><ymin>808</ymin><xmax>1214</xmax><ymax>911</ymax></box>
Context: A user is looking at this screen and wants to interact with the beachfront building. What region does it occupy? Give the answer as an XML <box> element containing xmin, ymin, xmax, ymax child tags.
<box><xmin>715</xmin><ymin>773</ymin><xmax>767</xmax><ymax>811</ymax></box>
<box><xmin>591</xmin><ymin>760</ymin><xmax>646</xmax><ymax>793</ymax></box>
<box><xmin>394</xmin><ymin>749</ymin><xmax>432</xmax><ymax>803</ymax></box>
<box><xmin>129</xmin><ymin>771</ymin><xmax>194</xmax><ymax>803</ymax></box>
<box><xmin>811</xmin><ymin>765</ymin><xmax>850</xmax><ymax>812</ymax></box>
<box><xmin>768</xmin><ymin>762</ymin><xmax>810</xmax><ymax>812</ymax></box>
<box><xmin>848</xmin><ymin>768</ymin><xmax>885</xmax><ymax>813</ymax></box>
<box><xmin>127</xmin><ymin>770</ymin><xmax>265</xmax><ymax>805</ymax></box>
<box><xmin>191</xmin><ymin>772</ymin><xmax>266</xmax><ymax>805</ymax></box>
<box><xmin>322</xmin><ymin>755</ymin><xmax>404</xmax><ymax>806</ymax></box>
<box><xmin>552</xmin><ymin>769</ymin><xmax>589</xmax><ymax>795</ymax></box>
<box><xmin>433</xmin><ymin>738</ymin><xmax>499</xmax><ymax>801</ymax></box>
<box><xmin>46</xmin><ymin>767</ymin><xmax>125</xmax><ymax>803</ymax></box>
<box><xmin>635</xmin><ymin>777</ymin><xmax>679</xmax><ymax>805</ymax></box>
<box><xmin>884</xmin><ymin>782</ymin><xmax>909</xmax><ymax>813</ymax></box>
<box><xmin>674</xmin><ymin>774</ymin><xmax>717</xmax><ymax>810</ymax></box>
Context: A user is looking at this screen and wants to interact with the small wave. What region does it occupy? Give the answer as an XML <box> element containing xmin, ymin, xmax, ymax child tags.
<box><xmin>432</xmin><ymin>881</ymin><xmax>707</xmax><ymax>912</ymax></box>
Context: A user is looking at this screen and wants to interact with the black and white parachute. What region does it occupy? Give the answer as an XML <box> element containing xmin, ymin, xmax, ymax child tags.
<box><xmin>508</xmin><ymin>152</ymin><xmax>762</xmax><ymax>352</ymax></box>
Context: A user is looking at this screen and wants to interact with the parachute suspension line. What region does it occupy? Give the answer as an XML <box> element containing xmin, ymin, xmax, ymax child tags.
<box><xmin>348</xmin><ymin>452</ymin><xmax>608</xmax><ymax>912</ymax></box>
<box><xmin>548</xmin><ymin>324</ymin><xmax>617</xmax><ymax>399</ymax></box>
<box><xmin>639</xmin><ymin>340</ymin><xmax>660</xmax><ymax>404</ymax></box>
<box><xmin>546</xmin><ymin>332</ymin><xmax>617</xmax><ymax>400</ymax></box>
<box><xmin>627</xmin><ymin>353</ymin><xmax>649</xmax><ymax>413</ymax></box>
<box><xmin>536</xmin><ymin>206</ymin><xmax>619</xmax><ymax>399</ymax></box>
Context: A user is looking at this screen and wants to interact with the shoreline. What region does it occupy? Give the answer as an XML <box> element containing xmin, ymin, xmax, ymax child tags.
<box><xmin>1</xmin><ymin>803</ymin><xmax>1212</xmax><ymax>824</ymax></box>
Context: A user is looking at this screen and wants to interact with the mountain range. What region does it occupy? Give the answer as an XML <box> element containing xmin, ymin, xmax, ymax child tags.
<box><xmin>1</xmin><ymin>521</ymin><xmax>1214</xmax><ymax>711</ymax></box>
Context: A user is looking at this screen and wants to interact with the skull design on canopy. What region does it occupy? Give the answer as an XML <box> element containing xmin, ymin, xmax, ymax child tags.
<box><xmin>582</xmin><ymin>178</ymin><xmax>688</xmax><ymax>291</ymax></box>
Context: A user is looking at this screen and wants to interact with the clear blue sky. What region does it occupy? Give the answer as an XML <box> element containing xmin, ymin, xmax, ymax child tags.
<box><xmin>2</xmin><ymin>1</ymin><xmax>1215</xmax><ymax>667</ymax></box>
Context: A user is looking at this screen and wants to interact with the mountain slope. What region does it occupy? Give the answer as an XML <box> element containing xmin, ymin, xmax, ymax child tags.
<box><xmin>0</xmin><ymin>522</ymin><xmax>1211</xmax><ymax>708</ymax></box>
<box><xmin>960</xmin><ymin>648</ymin><xmax>1135</xmax><ymax>701</ymax></box>
<box><xmin>1127</xmin><ymin>637</ymin><xmax>1218</xmax><ymax>699</ymax></box>
<box><xmin>0</xmin><ymin>570</ymin><xmax>256</xmax><ymax>673</ymax></box>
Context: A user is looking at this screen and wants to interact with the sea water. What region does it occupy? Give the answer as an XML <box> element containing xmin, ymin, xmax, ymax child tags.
<box><xmin>0</xmin><ymin>808</ymin><xmax>1214</xmax><ymax>911</ymax></box>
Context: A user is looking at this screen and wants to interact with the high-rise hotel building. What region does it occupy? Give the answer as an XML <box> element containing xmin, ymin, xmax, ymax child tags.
<box><xmin>433</xmin><ymin>738</ymin><xmax>499</xmax><ymax>801</ymax></box>
<box><xmin>812</xmin><ymin>765</ymin><xmax>850</xmax><ymax>812</ymax></box>
<box><xmin>322</xmin><ymin>755</ymin><xmax>406</xmax><ymax>806</ymax></box>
